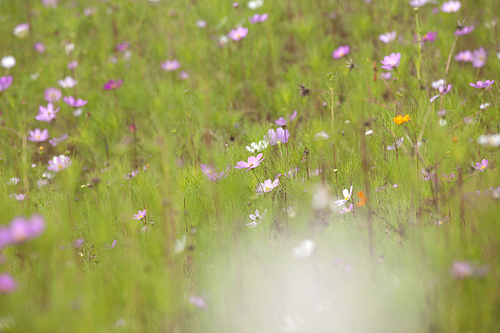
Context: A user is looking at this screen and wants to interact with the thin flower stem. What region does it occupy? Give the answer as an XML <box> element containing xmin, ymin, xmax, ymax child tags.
<box><xmin>444</xmin><ymin>35</ymin><xmax>459</xmax><ymax>83</ymax></box>
<box><xmin>414</xmin><ymin>8</ymin><xmax>422</xmax><ymax>82</ymax></box>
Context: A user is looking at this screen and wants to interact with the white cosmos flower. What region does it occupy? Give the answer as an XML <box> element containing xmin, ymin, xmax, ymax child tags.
<box><xmin>365</xmin><ymin>130</ymin><xmax>374</xmax><ymax>136</ymax></box>
<box><xmin>65</xmin><ymin>43</ymin><xmax>75</xmax><ymax>55</ymax></box>
<box><xmin>480</xmin><ymin>103</ymin><xmax>490</xmax><ymax>109</ymax></box>
<box><xmin>58</xmin><ymin>76</ymin><xmax>78</xmax><ymax>88</ymax></box>
<box><xmin>387</xmin><ymin>137</ymin><xmax>404</xmax><ymax>150</ymax></box>
<box><xmin>174</xmin><ymin>235</ymin><xmax>187</xmax><ymax>253</ymax></box>
<box><xmin>333</xmin><ymin>186</ymin><xmax>353</xmax><ymax>206</ymax></box>
<box><xmin>247</xmin><ymin>0</ymin><xmax>263</xmax><ymax>9</ymax></box>
<box><xmin>431</xmin><ymin>79</ymin><xmax>445</xmax><ymax>89</ymax></box>
<box><xmin>478</xmin><ymin>134</ymin><xmax>500</xmax><ymax>147</ymax></box>
<box><xmin>314</xmin><ymin>131</ymin><xmax>330</xmax><ymax>140</ymax></box>
<box><xmin>1</xmin><ymin>56</ymin><xmax>16</xmax><ymax>69</ymax></box>
<box><xmin>292</xmin><ymin>239</ymin><xmax>315</xmax><ymax>259</ymax></box>
<box><xmin>246</xmin><ymin>140</ymin><xmax>269</xmax><ymax>153</ymax></box>
<box><xmin>246</xmin><ymin>209</ymin><xmax>267</xmax><ymax>228</ymax></box>
<box><xmin>379</xmin><ymin>31</ymin><xmax>396</xmax><ymax>43</ymax></box>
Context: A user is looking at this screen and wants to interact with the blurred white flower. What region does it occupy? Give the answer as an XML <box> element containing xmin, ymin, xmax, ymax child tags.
<box><xmin>365</xmin><ymin>130</ymin><xmax>374</xmax><ymax>136</ymax></box>
<box><xmin>13</xmin><ymin>23</ymin><xmax>29</xmax><ymax>38</ymax></box>
<box><xmin>478</xmin><ymin>134</ymin><xmax>500</xmax><ymax>147</ymax></box>
<box><xmin>58</xmin><ymin>76</ymin><xmax>78</xmax><ymax>88</ymax></box>
<box><xmin>246</xmin><ymin>209</ymin><xmax>267</xmax><ymax>228</ymax></box>
<box><xmin>247</xmin><ymin>0</ymin><xmax>263</xmax><ymax>9</ymax></box>
<box><xmin>314</xmin><ymin>131</ymin><xmax>330</xmax><ymax>140</ymax></box>
<box><xmin>311</xmin><ymin>184</ymin><xmax>331</xmax><ymax>210</ymax></box>
<box><xmin>387</xmin><ymin>137</ymin><xmax>403</xmax><ymax>150</ymax></box>
<box><xmin>65</xmin><ymin>43</ymin><xmax>75</xmax><ymax>55</ymax></box>
<box><xmin>6</xmin><ymin>177</ymin><xmax>20</xmax><ymax>185</ymax></box>
<box><xmin>196</xmin><ymin>20</ymin><xmax>207</xmax><ymax>28</ymax></box>
<box><xmin>174</xmin><ymin>235</ymin><xmax>187</xmax><ymax>253</ymax></box>
<box><xmin>431</xmin><ymin>79</ymin><xmax>445</xmax><ymax>89</ymax></box>
<box><xmin>246</xmin><ymin>140</ymin><xmax>269</xmax><ymax>153</ymax></box>
<box><xmin>31</xmin><ymin>72</ymin><xmax>40</xmax><ymax>80</ymax></box>
<box><xmin>438</xmin><ymin>119</ymin><xmax>447</xmax><ymax>126</ymax></box>
<box><xmin>480</xmin><ymin>103</ymin><xmax>490</xmax><ymax>109</ymax></box>
<box><xmin>73</xmin><ymin>108</ymin><xmax>83</xmax><ymax>117</ymax></box>
<box><xmin>292</xmin><ymin>240</ymin><xmax>315</xmax><ymax>259</ymax></box>
<box><xmin>1</xmin><ymin>56</ymin><xmax>16</xmax><ymax>69</ymax></box>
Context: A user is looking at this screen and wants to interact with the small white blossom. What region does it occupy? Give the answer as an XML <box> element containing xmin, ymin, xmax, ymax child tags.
<box><xmin>1</xmin><ymin>56</ymin><xmax>16</xmax><ymax>69</ymax></box>
<box><xmin>292</xmin><ymin>240</ymin><xmax>315</xmax><ymax>259</ymax></box>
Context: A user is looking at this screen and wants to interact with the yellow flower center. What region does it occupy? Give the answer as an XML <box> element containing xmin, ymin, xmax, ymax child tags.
<box><xmin>58</xmin><ymin>164</ymin><xmax>63</xmax><ymax>169</ymax></box>
<box><xmin>265</xmin><ymin>187</ymin><xmax>270</xmax><ymax>191</ymax></box>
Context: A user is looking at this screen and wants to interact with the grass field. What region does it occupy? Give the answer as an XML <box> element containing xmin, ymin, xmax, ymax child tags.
<box><xmin>1</xmin><ymin>0</ymin><xmax>500</xmax><ymax>332</ymax></box>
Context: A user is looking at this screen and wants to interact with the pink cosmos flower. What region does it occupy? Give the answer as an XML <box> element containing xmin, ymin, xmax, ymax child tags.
<box><xmin>13</xmin><ymin>23</ymin><xmax>30</xmax><ymax>38</ymax></box>
<box><xmin>34</xmin><ymin>42</ymin><xmax>45</xmax><ymax>54</ymax></box>
<box><xmin>0</xmin><ymin>76</ymin><xmax>13</xmax><ymax>92</ymax></box>
<box><xmin>332</xmin><ymin>45</ymin><xmax>350</xmax><ymax>59</ymax></box>
<box><xmin>104</xmin><ymin>239</ymin><xmax>117</xmax><ymax>249</ymax></box>
<box><xmin>339</xmin><ymin>204</ymin><xmax>354</xmax><ymax>214</ymax></box>
<box><xmin>103</xmin><ymin>79</ymin><xmax>123</xmax><ymax>90</ymax></box>
<box><xmin>235</xmin><ymin>153</ymin><xmax>265</xmax><ymax>171</ymax></box>
<box><xmin>28</xmin><ymin>128</ymin><xmax>49</xmax><ymax>142</ymax></box>
<box><xmin>441</xmin><ymin>1</ymin><xmax>461</xmax><ymax>12</ymax></box>
<box><xmin>116</xmin><ymin>42</ymin><xmax>131</xmax><ymax>52</ymax></box>
<box><xmin>256</xmin><ymin>179</ymin><xmax>279</xmax><ymax>195</ymax></box>
<box><xmin>47</xmin><ymin>155</ymin><xmax>72</xmax><ymax>172</ymax></box>
<box><xmin>430</xmin><ymin>84</ymin><xmax>452</xmax><ymax>102</ymax></box>
<box><xmin>200</xmin><ymin>164</ymin><xmax>229</xmax><ymax>181</ymax></box>
<box><xmin>41</xmin><ymin>0</ymin><xmax>60</xmax><ymax>8</ymax></box>
<box><xmin>455</xmin><ymin>50</ymin><xmax>472</xmax><ymax>62</ymax></box>
<box><xmin>0</xmin><ymin>274</ymin><xmax>18</xmax><ymax>294</ymax></box>
<box><xmin>421</xmin><ymin>31</ymin><xmax>438</xmax><ymax>42</ymax></box>
<box><xmin>379</xmin><ymin>31</ymin><xmax>396</xmax><ymax>44</ymax></box>
<box><xmin>472</xmin><ymin>159</ymin><xmax>488</xmax><ymax>172</ymax></box>
<box><xmin>49</xmin><ymin>133</ymin><xmax>68</xmax><ymax>147</ymax></box>
<box><xmin>246</xmin><ymin>209</ymin><xmax>267</xmax><ymax>228</ymax></box>
<box><xmin>275</xmin><ymin>110</ymin><xmax>298</xmax><ymax>126</ymax></box>
<box><xmin>380</xmin><ymin>72</ymin><xmax>392</xmax><ymax>80</ymax></box>
<box><xmin>266</xmin><ymin>128</ymin><xmax>290</xmax><ymax>145</ymax></box>
<box><xmin>9</xmin><ymin>194</ymin><xmax>25</xmax><ymax>201</ymax></box>
<box><xmin>0</xmin><ymin>215</ymin><xmax>46</xmax><ymax>248</ymax></box>
<box><xmin>132</xmin><ymin>209</ymin><xmax>146</xmax><ymax>220</ymax></box>
<box><xmin>36</xmin><ymin>103</ymin><xmax>59</xmax><ymax>123</ymax></box>
<box><xmin>63</xmin><ymin>96</ymin><xmax>88</xmax><ymax>107</ymax></box>
<box><xmin>189</xmin><ymin>295</ymin><xmax>207</xmax><ymax>309</ymax></box>
<box><xmin>471</xmin><ymin>47</ymin><xmax>487</xmax><ymax>68</ymax></box>
<box><xmin>179</xmin><ymin>71</ymin><xmax>189</xmax><ymax>80</ymax></box>
<box><xmin>228</xmin><ymin>26</ymin><xmax>248</xmax><ymax>41</ymax></box>
<box><xmin>44</xmin><ymin>87</ymin><xmax>62</xmax><ymax>102</ymax></box>
<box><xmin>248</xmin><ymin>13</ymin><xmax>268</xmax><ymax>24</ymax></box>
<box><xmin>469</xmin><ymin>80</ymin><xmax>494</xmax><ymax>89</ymax></box>
<box><xmin>450</xmin><ymin>261</ymin><xmax>488</xmax><ymax>279</ymax></box>
<box><xmin>67</xmin><ymin>60</ymin><xmax>78</xmax><ymax>69</ymax></box>
<box><xmin>409</xmin><ymin>0</ymin><xmax>429</xmax><ymax>7</ymax></box>
<box><xmin>380</xmin><ymin>52</ymin><xmax>401</xmax><ymax>71</ymax></box>
<box><xmin>454</xmin><ymin>26</ymin><xmax>474</xmax><ymax>36</ymax></box>
<box><xmin>161</xmin><ymin>60</ymin><xmax>181</xmax><ymax>71</ymax></box>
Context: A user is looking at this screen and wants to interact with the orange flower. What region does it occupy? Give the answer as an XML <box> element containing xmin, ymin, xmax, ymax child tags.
<box><xmin>356</xmin><ymin>191</ymin><xmax>367</xmax><ymax>207</ymax></box>
<box><xmin>393</xmin><ymin>114</ymin><xmax>411</xmax><ymax>125</ymax></box>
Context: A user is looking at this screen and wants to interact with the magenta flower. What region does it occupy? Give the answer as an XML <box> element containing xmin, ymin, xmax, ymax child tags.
<box><xmin>0</xmin><ymin>215</ymin><xmax>46</xmax><ymax>248</ymax></box>
<box><xmin>49</xmin><ymin>133</ymin><xmax>68</xmax><ymax>147</ymax></box>
<box><xmin>44</xmin><ymin>87</ymin><xmax>62</xmax><ymax>102</ymax></box>
<box><xmin>248</xmin><ymin>13</ymin><xmax>268</xmax><ymax>24</ymax></box>
<box><xmin>339</xmin><ymin>204</ymin><xmax>354</xmax><ymax>214</ymax></box>
<box><xmin>47</xmin><ymin>155</ymin><xmax>72</xmax><ymax>172</ymax></box>
<box><xmin>379</xmin><ymin>31</ymin><xmax>396</xmax><ymax>43</ymax></box>
<box><xmin>441</xmin><ymin>1</ymin><xmax>461</xmax><ymax>12</ymax></box>
<box><xmin>63</xmin><ymin>96</ymin><xmax>88</xmax><ymax>107</ymax></box>
<box><xmin>103</xmin><ymin>79</ymin><xmax>123</xmax><ymax>90</ymax></box>
<box><xmin>132</xmin><ymin>209</ymin><xmax>146</xmax><ymax>220</ymax></box>
<box><xmin>469</xmin><ymin>80</ymin><xmax>494</xmax><ymax>89</ymax></box>
<box><xmin>454</xmin><ymin>26</ymin><xmax>474</xmax><ymax>36</ymax></box>
<box><xmin>161</xmin><ymin>60</ymin><xmax>181</xmax><ymax>71</ymax></box>
<box><xmin>471</xmin><ymin>47</ymin><xmax>487</xmax><ymax>68</ymax></box>
<box><xmin>0</xmin><ymin>76</ymin><xmax>13</xmax><ymax>92</ymax></box>
<box><xmin>36</xmin><ymin>103</ymin><xmax>59</xmax><ymax>123</ymax></box>
<box><xmin>67</xmin><ymin>60</ymin><xmax>78</xmax><ymax>69</ymax></box>
<box><xmin>235</xmin><ymin>153</ymin><xmax>265</xmax><ymax>171</ymax></box>
<box><xmin>116</xmin><ymin>42</ymin><xmax>131</xmax><ymax>52</ymax></box>
<box><xmin>200</xmin><ymin>164</ymin><xmax>229</xmax><ymax>181</ymax></box>
<box><xmin>266</xmin><ymin>128</ymin><xmax>290</xmax><ymax>145</ymax></box>
<box><xmin>34</xmin><ymin>42</ymin><xmax>45</xmax><ymax>54</ymax></box>
<box><xmin>380</xmin><ymin>52</ymin><xmax>401</xmax><ymax>71</ymax></box>
<box><xmin>0</xmin><ymin>274</ymin><xmax>18</xmax><ymax>294</ymax></box>
<box><xmin>256</xmin><ymin>179</ymin><xmax>279</xmax><ymax>195</ymax></box>
<box><xmin>228</xmin><ymin>26</ymin><xmax>248</xmax><ymax>41</ymax></box>
<box><xmin>473</xmin><ymin>159</ymin><xmax>488</xmax><ymax>172</ymax></box>
<box><xmin>332</xmin><ymin>45</ymin><xmax>350</xmax><ymax>59</ymax></box>
<box><xmin>28</xmin><ymin>128</ymin><xmax>49</xmax><ymax>142</ymax></box>
<box><xmin>455</xmin><ymin>50</ymin><xmax>472</xmax><ymax>62</ymax></box>
<box><xmin>104</xmin><ymin>239</ymin><xmax>117</xmax><ymax>249</ymax></box>
<box><xmin>275</xmin><ymin>110</ymin><xmax>298</xmax><ymax>126</ymax></box>
<box><xmin>421</xmin><ymin>31</ymin><xmax>438</xmax><ymax>42</ymax></box>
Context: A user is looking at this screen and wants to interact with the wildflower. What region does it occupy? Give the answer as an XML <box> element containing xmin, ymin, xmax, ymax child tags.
<box><xmin>339</xmin><ymin>204</ymin><xmax>353</xmax><ymax>214</ymax></box>
<box><xmin>67</xmin><ymin>60</ymin><xmax>78</xmax><ymax>70</ymax></box>
<box><xmin>44</xmin><ymin>87</ymin><xmax>62</xmax><ymax>102</ymax></box>
<box><xmin>33</xmin><ymin>42</ymin><xmax>45</xmax><ymax>54</ymax></box>
<box><xmin>387</xmin><ymin>137</ymin><xmax>404</xmax><ymax>150</ymax></box>
<box><xmin>450</xmin><ymin>261</ymin><xmax>488</xmax><ymax>279</ymax></box>
<box><xmin>393</xmin><ymin>114</ymin><xmax>410</xmax><ymax>125</ymax></box>
<box><xmin>379</xmin><ymin>31</ymin><xmax>396</xmax><ymax>43</ymax></box>
<box><xmin>6</xmin><ymin>178</ymin><xmax>20</xmax><ymax>185</ymax></box>
<box><xmin>83</xmin><ymin>7</ymin><xmax>98</xmax><ymax>17</ymax></box>
<box><xmin>247</xmin><ymin>0</ymin><xmax>263</xmax><ymax>9</ymax></box>
<box><xmin>63</xmin><ymin>96</ymin><xmax>88</xmax><ymax>108</ymax></box>
<box><xmin>438</xmin><ymin>119</ymin><xmax>447</xmax><ymax>126</ymax></box>
<box><xmin>0</xmin><ymin>274</ymin><xmax>18</xmax><ymax>294</ymax></box>
<box><xmin>65</xmin><ymin>43</ymin><xmax>74</xmax><ymax>55</ymax></box>
<box><xmin>41</xmin><ymin>0</ymin><xmax>60</xmax><ymax>7</ymax></box>
<box><xmin>478</xmin><ymin>134</ymin><xmax>500</xmax><ymax>147</ymax></box>
<box><xmin>256</xmin><ymin>179</ymin><xmax>279</xmax><ymax>195</ymax></box>
<box><xmin>480</xmin><ymin>103</ymin><xmax>490</xmax><ymax>109</ymax></box>
<box><xmin>200</xmin><ymin>164</ymin><xmax>229</xmax><ymax>181</ymax></box>
<box><xmin>132</xmin><ymin>209</ymin><xmax>146</xmax><ymax>220</ymax></box>
<box><xmin>421</xmin><ymin>169</ymin><xmax>435</xmax><ymax>181</ymax></box>
<box><xmin>161</xmin><ymin>60</ymin><xmax>181</xmax><ymax>71</ymax></box>
<box><xmin>454</xmin><ymin>25</ymin><xmax>474</xmax><ymax>36</ymax></box>
<box><xmin>188</xmin><ymin>295</ymin><xmax>208</xmax><ymax>309</ymax></box>
<box><xmin>292</xmin><ymin>240</ymin><xmax>315</xmax><ymax>259</ymax></box>
<box><xmin>441</xmin><ymin>1</ymin><xmax>461</xmax><ymax>12</ymax></box>
<box><xmin>455</xmin><ymin>50</ymin><xmax>472</xmax><ymax>62</ymax></box>
<box><xmin>421</xmin><ymin>31</ymin><xmax>438</xmax><ymax>42</ymax></box>
<box><xmin>275</xmin><ymin>110</ymin><xmax>298</xmax><ymax>126</ymax></box>
<box><xmin>472</xmin><ymin>159</ymin><xmax>488</xmax><ymax>171</ymax></box>
<box><xmin>246</xmin><ymin>209</ymin><xmax>267</xmax><ymax>228</ymax></box>
<box><xmin>104</xmin><ymin>239</ymin><xmax>117</xmax><ymax>249</ymax></box>
<box><xmin>333</xmin><ymin>186</ymin><xmax>353</xmax><ymax>206</ymax></box>
<box><xmin>266</xmin><ymin>128</ymin><xmax>290</xmax><ymax>145</ymax></box>
<box><xmin>430</xmin><ymin>84</ymin><xmax>452</xmax><ymax>102</ymax></box>
<box><xmin>439</xmin><ymin>172</ymin><xmax>455</xmax><ymax>182</ymax></box>
<box><xmin>332</xmin><ymin>45</ymin><xmax>350</xmax><ymax>59</ymax></box>
<box><xmin>365</xmin><ymin>130</ymin><xmax>374</xmax><ymax>136</ymax></box>
<box><xmin>36</xmin><ymin>103</ymin><xmax>59</xmax><ymax>123</ymax></box>
<box><xmin>409</xmin><ymin>0</ymin><xmax>429</xmax><ymax>6</ymax></box>
<box><xmin>103</xmin><ymin>79</ymin><xmax>123</xmax><ymax>90</ymax></box>
<box><xmin>196</xmin><ymin>20</ymin><xmax>207</xmax><ymax>28</ymax></box>
<box><xmin>469</xmin><ymin>80</ymin><xmax>494</xmax><ymax>89</ymax></box>
<box><xmin>28</xmin><ymin>128</ymin><xmax>49</xmax><ymax>142</ymax></box>
<box><xmin>0</xmin><ymin>76</ymin><xmax>13</xmax><ymax>92</ymax></box>
<box><xmin>228</xmin><ymin>27</ymin><xmax>248</xmax><ymax>41</ymax></box>
<box><xmin>249</xmin><ymin>13</ymin><xmax>269</xmax><ymax>24</ymax></box>
<box><xmin>234</xmin><ymin>153</ymin><xmax>265</xmax><ymax>171</ymax></box>
<box><xmin>116</xmin><ymin>42</ymin><xmax>130</xmax><ymax>52</ymax></box>
<box><xmin>356</xmin><ymin>191</ymin><xmax>367</xmax><ymax>206</ymax></box>
<box><xmin>471</xmin><ymin>47</ymin><xmax>487</xmax><ymax>68</ymax></box>
<box><xmin>58</xmin><ymin>76</ymin><xmax>78</xmax><ymax>89</ymax></box>
<box><xmin>9</xmin><ymin>194</ymin><xmax>25</xmax><ymax>201</ymax></box>
<box><xmin>380</xmin><ymin>52</ymin><xmax>401</xmax><ymax>71</ymax></box>
<box><xmin>314</xmin><ymin>131</ymin><xmax>330</xmax><ymax>140</ymax></box>
<box><xmin>0</xmin><ymin>215</ymin><xmax>46</xmax><ymax>248</ymax></box>
<box><xmin>47</xmin><ymin>155</ymin><xmax>72</xmax><ymax>172</ymax></box>
<box><xmin>246</xmin><ymin>140</ymin><xmax>269</xmax><ymax>153</ymax></box>
<box><xmin>49</xmin><ymin>134</ymin><xmax>68</xmax><ymax>147</ymax></box>
<box><xmin>1</xmin><ymin>56</ymin><xmax>16</xmax><ymax>69</ymax></box>
<box><xmin>13</xmin><ymin>23</ymin><xmax>29</xmax><ymax>38</ymax></box>
<box><xmin>380</xmin><ymin>72</ymin><xmax>392</xmax><ymax>80</ymax></box>
<box><xmin>73</xmin><ymin>238</ymin><xmax>84</xmax><ymax>248</ymax></box>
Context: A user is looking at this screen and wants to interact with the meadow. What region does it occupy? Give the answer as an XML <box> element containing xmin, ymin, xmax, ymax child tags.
<box><xmin>1</xmin><ymin>0</ymin><xmax>500</xmax><ymax>331</ymax></box>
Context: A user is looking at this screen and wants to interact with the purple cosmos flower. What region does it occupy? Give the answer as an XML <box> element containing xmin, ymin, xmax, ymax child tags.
<box><xmin>63</xmin><ymin>96</ymin><xmax>88</xmax><ymax>107</ymax></box>
<box><xmin>455</xmin><ymin>50</ymin><xmax>473</xmax><ymax>62</ymax></box>
<box><xmin>116</xmin><ymin>42</ymin><xmax>130</xmax><ymax>52</ymax></box>
<box><xmin>469</xmin><ymin>80</ymin><xmax>494</xmax><ymax>89</ymax></box>
<box><xmin>380</xmin><ymin>52</ymin><xmax>401</xmax><ymax>71</ymax></box>
<box><xmin>83</xmin><ymin>7</ymin><xmax>97</xmax><ymax>17</ymax></box>
<box><xmin>275</xmin><ymin>110</ymin><xmax>298</xmax><ymax>126</ymax></box>
<box><xmin>0</xmin><ymin>274</ymin><xmax>18</xmax><ymax>294</ymax></box>
<box><xmin>0</xmin><ymin>76</ymin><xmax>13</xmax><ymax>92</ymax></box>
<box><xmin>34</xmin><ymin>42</ymin><xmax>45</xmax><ymax>54</ymax></box>
<box><xmin>161</xmin><ymin>60</ymin><xmax>181</xmax><ymax>71</ymax></box>
<box><xmin>200</xmin><ymin>164</ymin><xmax>229</xmax><ymax>181</ymax></box>
<box><xmin>36</xmin><ymin>103</ymin><xmax>59</xmax><ymax>123</ymax></box>
<box><xmin>421</xmin><ymin>31</ymin><xmax>438</xmax><ymax>42</ymax></box>
<box><xmin>28</xmin><ymin>128</ymin><xmax>49</xmax><ymax>142</ymax></box>
<box><xmin>248</xmin><ymin>13</ymin><xmax>268</xmax><ymax>24</ymax></box>
<box><xmin>235</xmin><ymin>153</ymin><xmax>265</xmax><ymax>171</ymax></box>
<box><xmin>379</xmin><ymin>31</ymin><xmax>396</xmax><ymax>43</ymax></box>
<box><xmin>58</xmin><ymin>76</ymin><xmax>77</xmax><ymax>89</ymax></box>
<box><xmin>49</xmin><ymin>133</ymin><xmax>68</xmax><ymax>147</ymax></box>
<box><xmin>266</xmin><ymin>128</ymin><xmax>290</xmax><ymax>145</ymax></box>
<box><xmin>0</xmin><ymin>215</ymin><xmax>46</xmax><ymax>248</ymax></box>
<box><xmin>339</xmin><ymin>204</ymin><xmax>353</xmax><ymax>214</ymax></box>
<box><xmin>471</xmin><ymin>47</ymin><xmax>487</xmax><ymax>68</ymax></box>
<box><xmin>430</xmin><ymin>84</ymin><xmax>452</xmax><ymax>102</ymax></box>
<box><xmin>132</xmin><ymin>209</ymin><xmax>146</xmax><ymax>220</ymax></box>
<box><xmin>380</xmin><ymin>72</ymin><xmax>392</xmax><ymax>80</ymax></box>
<box><xmin>13</xmin><ymin>23</ymin><xmax>30</xmax><ymax>38</ymax></box>
<box><xmin>256</xmin><ymin>179</ymin><xmax>279</xmax><ymax>195</ymax></box>
<box><xmin>188</xmin><ymin>295</ymin><xmax>208</xmax><ymax>309</ymax></box>
<box><xmin>441</xmin><ymin>1</ymin><xmax>461</xmax><ymax>12</ymax></box>
<box><xmin>179</xmin><ymin>71</ymin><xmax>189</xmax><ymax>80</ymax></box>
<box><xmin>67</xmin><ymin>60</ymin><xmax>78</xmax><ymax>69</ymax></box>
<box><xmin>334</xmin><ymin>186</ymin><xmax>353</xmax><ymax>206</ymax></box>
<box><xmin>44</xmin><ymin>87</ymin><xmax>62</xmax><ymax>102</ymax></box>
<box><xmin>409</xmin><ymin>0</ymin><xmax>429</xmax><ymax>7</ymax></box>
<box><xmin>473</xmin><ymin>159</ymin><xmax>488</xmax><ymax>171</ymax></box>
<box><xmin>228</xmin><ymin>27</ymin><xmax>248</xmax><ymax>41</ymax></box>
<box><xmin>454</xmin><ymin>26</ymin><xmax>474</xmax><ymax>36</ymax></box>
<box><xmin>332</xmin><ymin>45</ymin><xmax>350</xmax><ymax>59</ymax></box>
<box><xmin>47</xmin><ymin>155</ymin><xmax>72</xmax><ymax>172</ymax></box>
<box><xmin>103</xmin><ymin>79</ymin><xmax>123</xmax><ymax>90</ymax></box>
<box><xmin>73</xmin><ymin>238</ymin><xmax>84</xmax><ymax>248</ymax></box>
<box><xmin>104</xmin><ymin>239</ymin><xmax>117</xmax><ymax>249</ymax></box>
<box><xmin>450</xmin><ymin>261</ymin><xmax>489</xmax><ymax>279</ymax></box>
<box><xmin>9</xmin><ymin>194</ymin><xmax>25</xmax><ymax>201</ymax></box>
